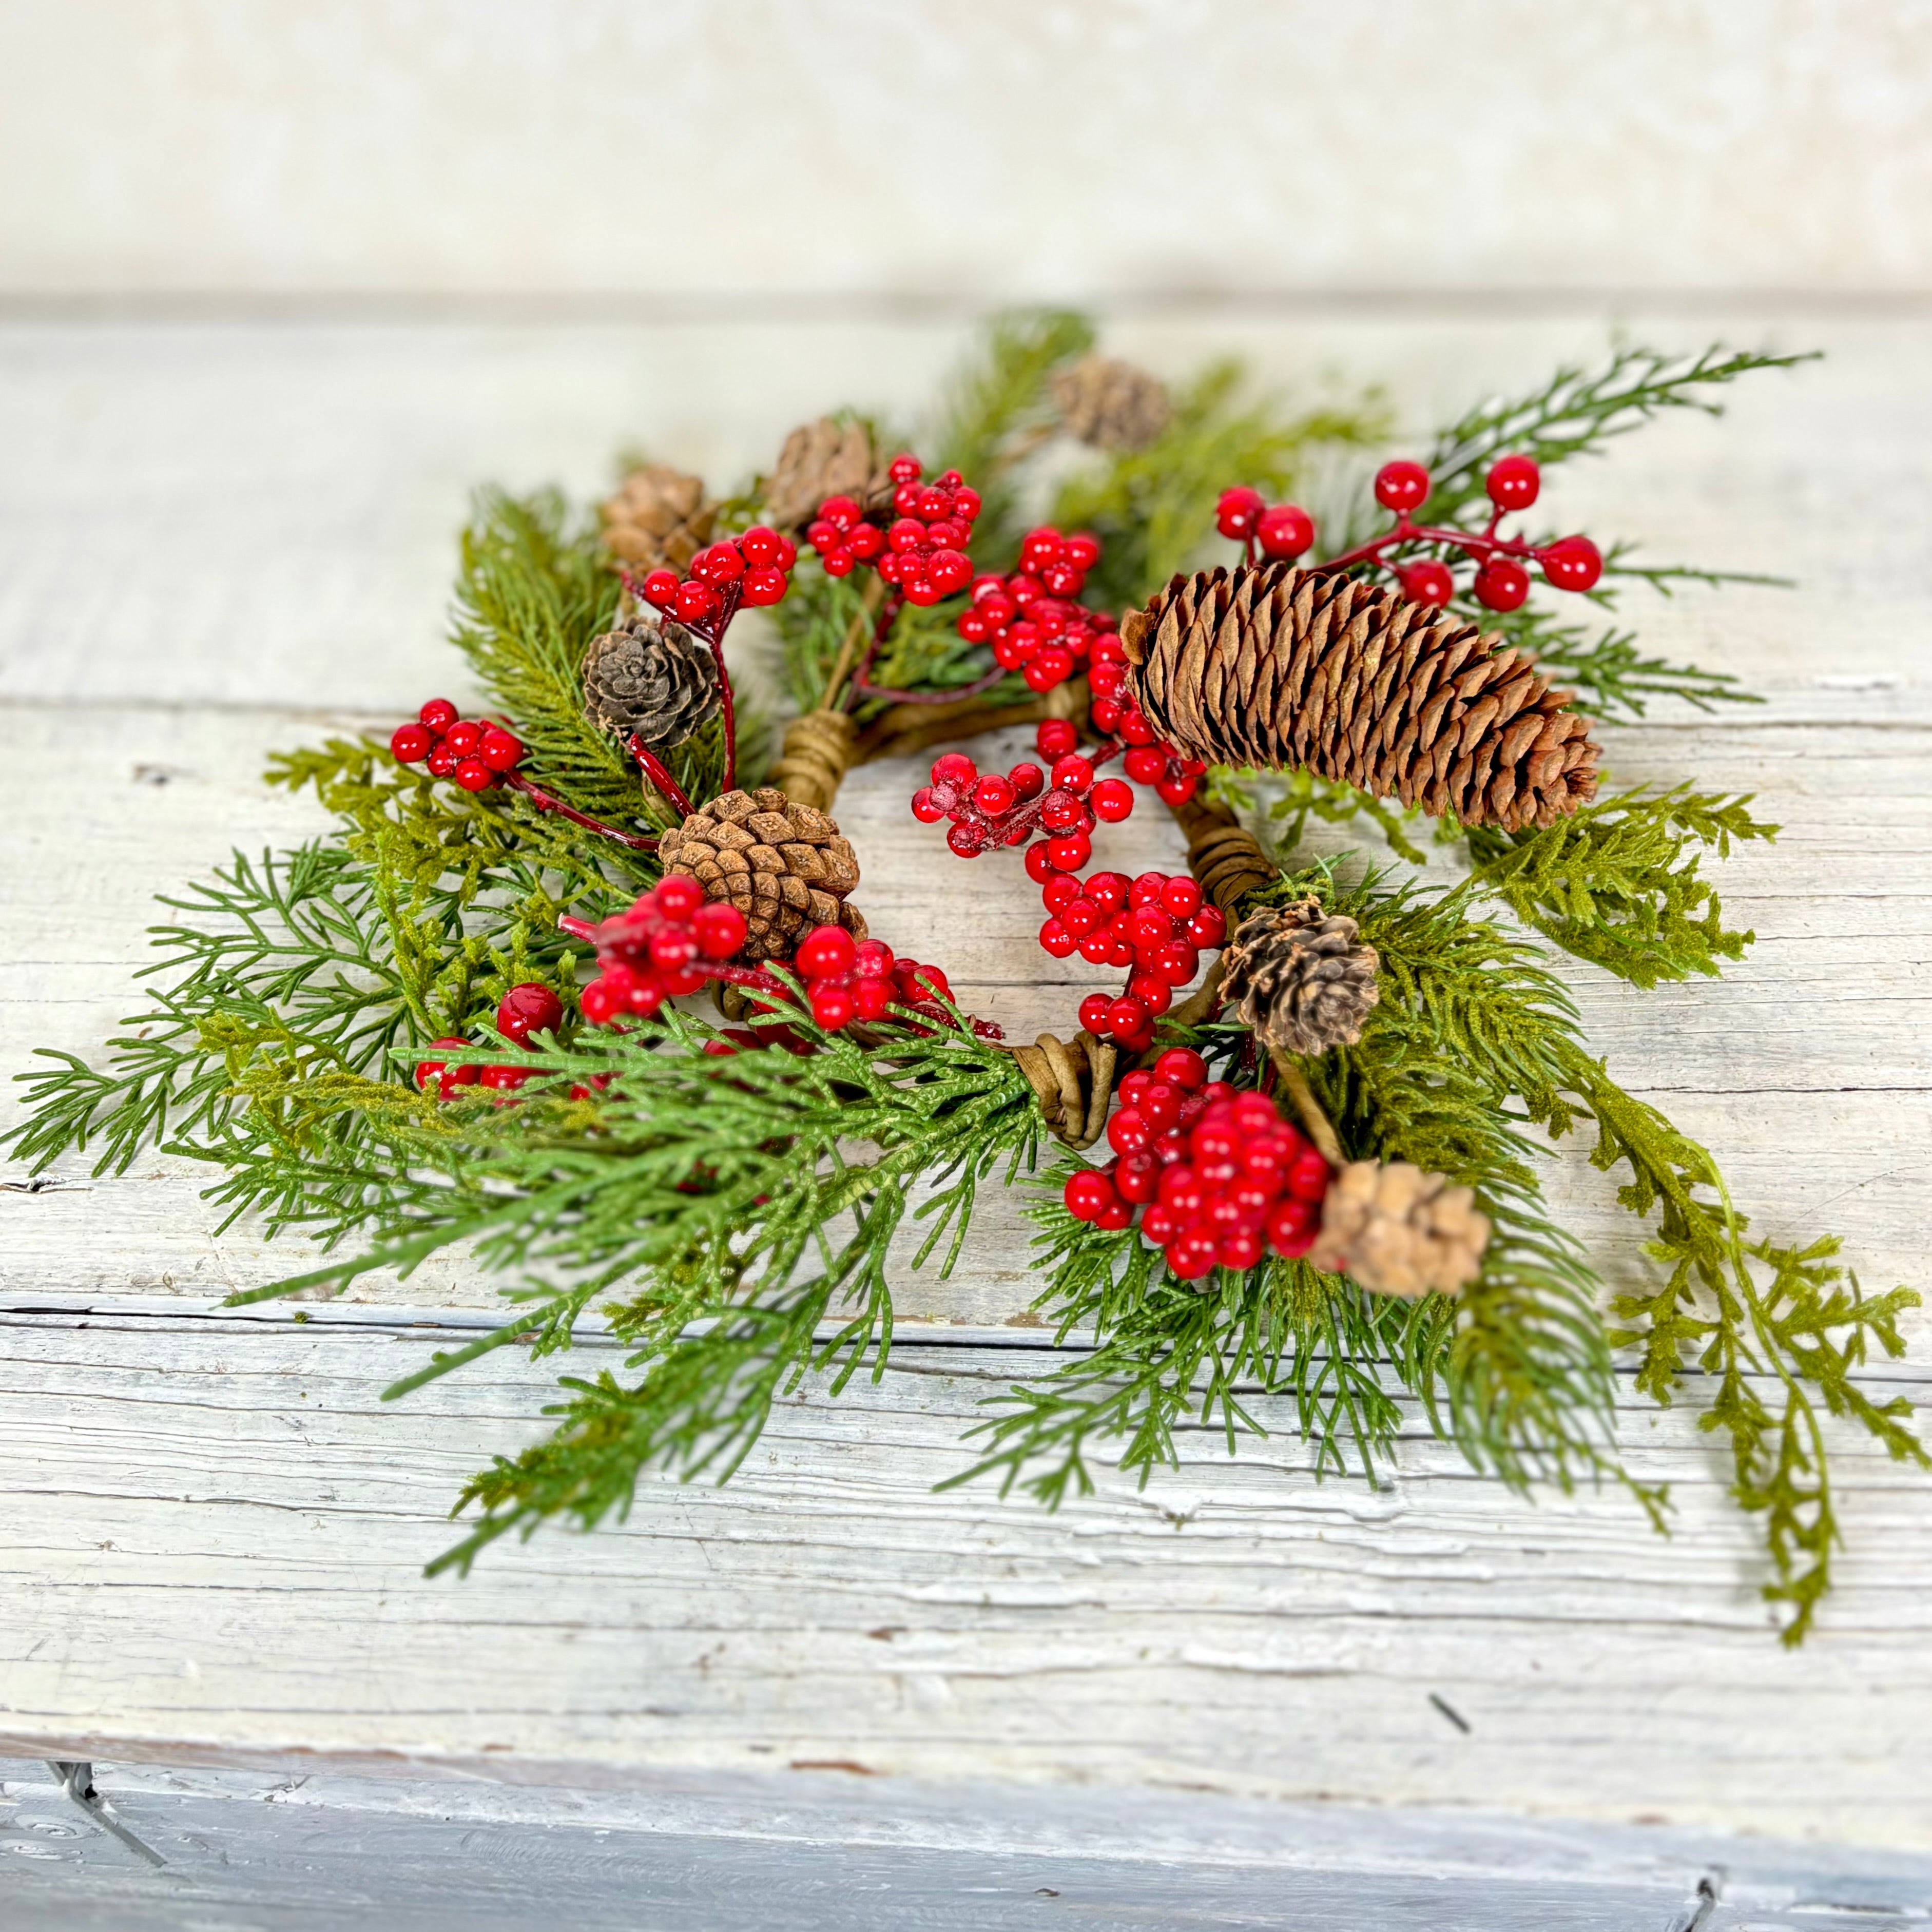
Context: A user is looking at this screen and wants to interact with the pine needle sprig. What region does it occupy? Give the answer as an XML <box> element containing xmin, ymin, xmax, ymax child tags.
<box><xmin>1417</xmin><ymin>343</ymin><xmax>1821</xmax><ymax>530</ymax></box>
<box><xmin>1479</xmin><ymin>604</ymin><xmax>1757</xmax><ymax>720</ymax></box>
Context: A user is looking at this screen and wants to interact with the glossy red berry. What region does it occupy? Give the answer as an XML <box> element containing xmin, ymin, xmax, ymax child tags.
<box><xmin>888</xmin><ymin>453</ymin><xmax>922</xmax><ymax>485</ymax></box>
<box><xmin>1064</xmin><ymin>1166</ymin><xmax>1116</xmax><ymax>1223</ymax></box>
<box><xmin>739</xmin><ymin>525</ymin><xmax>782</xmax><ymax>567</ymax></box>
<box><xmin>426</xmin><ymin>742</ymin><xmax>456</xmax><ymax>777</ymax></box>
<box><xmin>1187</xmin><ymin>905</ymin><xmax>1227</xmax><ymax>949</ymax></box>
<box><xmin>1168</xmin><ymin>1227</ymin><xmax>1219</xmax><ymax>1280</ymax></box>
<box><xmin>691</xmin><ymin>542</ymin><xmax>743</xmax><ymax>586</ymax></box>
<box><xmin>656</xmin><ymin>875</ymin><xmax>704</xmax><ymax>916</ymax></box>
<box><xmin>418</xmin><ymin>698</ymin><xmax>458</xmax><ymax>734</ymax></box>
<box><xmin>1485</xmin><ymin>453</ymin><xmax>1541</xmax><ymax>512</ymax></box>
<box><xmin>496</xmin><ymin>982</ymin><xmax>564</xmax><ymax>1045</ymax></box>
<box><xmin>479</xmin><ymin>726</ymin><xmax>524</xmax><ymax>772</ymax></box>
<box><xmin>1374</xmin><ymin>460</ymin><xmax>1430</xmax><ymax>514</ymax></box>
<box><xmin>1078</xmin><ymin>992</ymin><xmax>1114</xmax><ymax>1036</ymax></box>
<box><xmin>1398</xmin><ymin>560</ymin><xmax>1455</xmax><ymax>607</ymax></box>
<box><xmin>677</xmin><ymin>581</ymin><xmax>719</xmax><ymax>624</ymax></box>
<box><xmin>692</xmin><ymin>901</ymin><xmax>748</xmax><ymax>959</ymax></box>
<box><xmin>1541</xmin><ymin>535</ymin><xmax>1603</xmax><ymax>593</ymax></box>
<box><xmin>1008</xmin><ymin>762</ymin><xmax>1045</xmax><ymax>801</ymax></box>
<box><xmin>1086</xmin><ymin>778</ymin><xmax>1131</xmax><ymax>823</ymax></box>
<box><xmin>1473</xmin><ymin>558</ymin><xmax>1531</xmax><ymax>611</ymax></box>
<box><xmin>1106</xmin><ymin>995</ymin><xmax>1148</xmax><ymax>1038</ymax></box>
<box><xmin>443</xmin><ymin>720</ymin><xmax>482</xmax><ymax>758</ymax></box>
<box><xmin>741</xmin><ymin>566</ymin><xmax>788</xmax><ymax>607</ymax></box>
<box><xmin>641</xmin><ymin>569</ymin><xmax>681</xmax><ymax>609</ymax></box>
<box><xmin>416</xmin><ymin>1036</ymin><xmax>475</xmax><ymax>1094</ymax></box>
<box><xmin>932</xmin><ymin>751</ymin><xmax>977</xmax><ymax>788</ymax></box>
<box><xmin>796</xmin><ymin>924</ymin><xmax>857</xmax><ymax>979</ymax></box>
<box><xmin>1155</xmin><ymin>1047</ymin><xmax>1207</xmax><ymax>1090</ymax></box>
<box><xmin>1045</xmin><ymin>832</ymin><xmax>1092</xmax><ymax>872</ymax></box>
<box><xmin>910</xmin><ymin>786</ymin><xmax>944</xmax><ymax>823</ymax></box>
<box><xmin>1155</xmin><ymin>772</ymin><xmax>1199</xmax><ymax>809</ymax></box>
<box><xmin>454</xmin><ymin>757</ymin><xmax>494</xmax><ymax>793</ymax></box>
<box><xmin>1050</xmin><ymin>755</ymin><xmax>1094</xmax><ymax>794</ymax></box>
<box><xmin>810</xmin><ymin>981</ymin><xmax>856</xmax><ymax>1031</ymax></box>
<box><xmin>390</xmin><ymin>723</ymin><xmax>433</xmax><ymax>763</ymax></box>
<box><xmin>1255</xmin><ymin>504</ymin><xmax>1315</xmax><ymax>559</ymax></box>
<box><xmin>1026</xmin><ymin>843</ymin><xmax>1058</xmax><ymax>884</ymax></box>
<box><xmin>1039</xmin><ymin>918</ymin><xmax>1076</xmax><ymax>958</ymax></box>
<box><xmin>946</xmin><ymin>822</ymin><xmax>984</xmax><ymax>858</ymax></box>
<box><xmin>974</xmin><ymin>775</ymin><xmax>1016</xmax><ymax>816</ymax></box>
<box><xmin>1215</xmin><ymin>486</ymin><xmax>1265</xmax><ymax>540</ymax></box>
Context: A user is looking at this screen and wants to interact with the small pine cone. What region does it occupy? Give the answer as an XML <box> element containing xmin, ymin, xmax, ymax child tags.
<box><xmin>1051</xmin><ymin>354</ymin><xmax>1174</xmax><ymax>452</ymax></box>
<box><xmin>659</xmin><ymin>787</ymin><xmax>867</xmax><ymax>963</ymax></box>
<box><xmin>582</xmin><ymin>614</ymin><xmax>721</xmax><ymax>747</ymax></box>
<box><xmin>600</xmin><ymin>463</ymin><xmax>715</xmax><ymax>575</ymax></box>
<box><xmin>1223</xmin><ymin>898</ymin><xmax>1379</xmax><ymax>1055</ymax></box>
<box><xmin>764</xmin><ymin>417</ymin><xmax>895</xmax><ymax>532</ymax></box>
<box><xmin>1120</xmin><ymin>564</ymin><xmax>1600</xmax><ymax>833</ymax></box>
<box><xmin>1306</xmin><ymin>1160</ymin><xmax>1491</xmax><ymax>1299</ymax></box>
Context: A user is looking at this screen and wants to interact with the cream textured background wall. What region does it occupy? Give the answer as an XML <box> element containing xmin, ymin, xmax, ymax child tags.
<box><xmin>3</xmin><ymin>0</ymin><xmax>1929</xmax><ymax>299</ymax></box>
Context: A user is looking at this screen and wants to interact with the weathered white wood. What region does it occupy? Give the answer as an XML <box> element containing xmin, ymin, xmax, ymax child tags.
<box><xmin>2</xmin><ymin>1306</ymin><xmax>1931</xmax><ymax>1852</ymax></box>
<box><xmin>2</xmin><ymin>315</ymin><xmax>1930</xmax><ymax>1857</ymax></box>
<box><xmin>8</xmin><ymin>1754</ymin><xmax>1932</xmax><ymax>1931</ymax></box>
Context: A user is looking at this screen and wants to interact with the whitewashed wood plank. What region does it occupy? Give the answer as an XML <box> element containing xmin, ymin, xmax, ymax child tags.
<box><xmin>2</xmin><ymin>314</ymin><xmax>1929</xmax><ymax>720</ymax></box>
<box><xmin>2</xmin><ymin>1309</ymin><xmax>1930</xmax><ymax>1848</ymax></box>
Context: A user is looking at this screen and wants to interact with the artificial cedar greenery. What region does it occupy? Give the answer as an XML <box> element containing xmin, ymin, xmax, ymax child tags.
<box><xmin>5</xmin><ymin>317</ymin><xmax>1920</xmax><ymax>1641</ymax></box>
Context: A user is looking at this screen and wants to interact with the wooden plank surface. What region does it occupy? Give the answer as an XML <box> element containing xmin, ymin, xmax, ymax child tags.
<box><xmin>2</xmin><ymin>310</ymin><xmax>1930</xmax><ymax>1851</ymax></box>
<box><xmin>9</xmin><ymin>1754</ymin><xmax>1932</xmax><ymax>1932</ymax></box>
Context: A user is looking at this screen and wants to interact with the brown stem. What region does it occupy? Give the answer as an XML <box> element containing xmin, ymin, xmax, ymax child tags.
<box><xmin>1268</xmin><ymin>1052</ymin><xmax>1347</xmax><ymax>1167</ymax></box>
<box><xmin>854</xmin><ymin>679</ymin><xmax>1089</xmax><ymax>766</ymax></box>
<box><xmin>818</xmin><ymin>576</ymin><xmax>886</xmax><ymax>711</ymax></box>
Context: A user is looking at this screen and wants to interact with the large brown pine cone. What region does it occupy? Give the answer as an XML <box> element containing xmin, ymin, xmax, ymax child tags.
<box><xmin>1307</xmin><ymin>1160</ymin><xmax>1490</xmax><ymax>1298</ymax></box>
<box><xmin>764</xmin><ymin>418</ymin><xmax>895</xmax><ymax>532</ymax></box>
<box><xmin>1120</xmin><ymin>564</ymin><xmax>1600</xmax><ymax>832</ymax></box>
<box><xmin>1052</xmin><ymin>354</ymin><xmax>1174</xmax><ymax>451</ymax></box>
<box><xmin>600</xmin><ymin>464</ymin><xmax>715</xmax><ymax>575</ymax></box>
<box><xmin>1223</xmin><ymin>898</ymin><xmax>1379</xmax><ymax>1055</ymax></box>
<box><xmin>582</xmin><ymin>614</ymin><xmax>720</xmax><ymax>747</ymax></box>
<box><xmin>659</xmin><ymin>787</ymin><xmax>866</xmax><ymax>962</ymax></box>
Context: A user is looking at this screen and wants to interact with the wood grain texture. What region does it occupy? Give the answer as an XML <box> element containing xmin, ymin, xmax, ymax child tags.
<box><xmin>1</xmin><ymin>315</ymin><xmax>1929</xmax><ymax>1853</ymax></box>
<box><xmin>8</xmin><ymin>1755</ymin><xmax>1932</xmax><ymax>1931</ymax></box>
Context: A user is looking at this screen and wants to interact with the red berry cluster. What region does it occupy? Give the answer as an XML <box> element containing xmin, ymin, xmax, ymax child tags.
<box><xmin>391</xmin><ymin>700</ymin><xmax>525</xmax><ymax>794</ymax></box>
<box><xmin>637</xmin><ymin>526</ymin><xmax>798</xmax><ymax>629</ymax></box>
<box><xmin>1217</xmin><ymin>453</ymin><xmax>1605</xmax><ymax>617</ymax></box>
<box><xmin>1045</xmin><ymin>871</ymin><xmax>1226</xmax><ymax>1052</ymax></box>
<box><xmin>807</xmin><ymin>455</ymin><xmax>981</xmax><ymax>606</ymax></box>
<box><xmin>1215</xmin><ymin>488</ymin><xmax>1316</xmax><ymax>560</ymax></box>
<box><xmin>415</xmin><ymin>982</ymin><xmax>566</xmax><ymax>1101</ymax></box>
<box><xmin>913</xmin><ymin>746</ymin><xmax>1132</xmax><ymax>869</ymax></box>
<box><xmin>578</xmin><ymin>876</ymin><xmax>751</xmax><ymax>1025</ymax></box>
<box><xmin>1063</xmin><ymin>1060</ymin><xmax>1333</xmax><ymax>1279</ymax></box>
<box><xmin>1057</xmin><ymin>693</ymin><xmax>1204</xmax><ymax>809</ymax></box>
<box><xmin>956</xmin><ymin>527</ymin><xmax>1111</xmax><ymax>693</ymax></box>
<box><xmin>789</xmin><ymin>923</ymin><xmax>955</xmax><ymax>1032</ymax></box>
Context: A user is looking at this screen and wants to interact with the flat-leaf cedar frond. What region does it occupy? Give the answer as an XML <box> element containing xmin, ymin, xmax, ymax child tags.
<box><xmin>1463</xmin><ymin>786</ymin><xmax>1777</xmax><ymax>987</ymax></box>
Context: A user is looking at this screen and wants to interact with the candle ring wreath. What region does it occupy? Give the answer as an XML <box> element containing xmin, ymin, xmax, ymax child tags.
<box><xmin>15</xmin><ymin>318</ymin><xmax>1926</xmax><ymax>1642</ymax></box>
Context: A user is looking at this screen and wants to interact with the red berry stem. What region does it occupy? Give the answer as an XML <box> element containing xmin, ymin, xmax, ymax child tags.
<box><xmin>502</xmin><ymin>771</ymin><xmax>662</xmax><ymax>852</ymax></box>
<box><xmin>701</xmin><ymin>629</ymin><xmax>739</xmax><ymax>791</ymax></box>
<box><xmin>854</xmin><ymin>661</ymin><xmax>1007</xmax><ymax>707</ymax></box>
<box><xmin>625</xmin><ymin>737</ymin><xmax>698</xmax><ymax>821</ymax></box>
